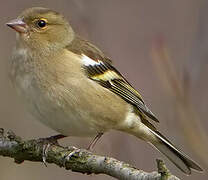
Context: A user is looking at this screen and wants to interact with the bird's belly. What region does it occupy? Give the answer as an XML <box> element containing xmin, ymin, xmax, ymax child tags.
<box><xmin>36</xmin><ymin>108</ymin><xmax>100</xmax><ymax>137</ymax></box>
<box><xmin>12</xmin><ymin>75</ymin><xmax>99</xmax><ymax>137</ymax></box>
<box><xmin>18</xmin><ymin>92</ymin><xmax>100</xmax><ymax>137</ymax></box>
<box><xmin>35</xmin><ymin>101</ymin><xmax>99</xmax><ymax>137</ymax></box>
<box><xmin>12</xmin><ymin>72</ymin><xmax>128</xmax><ymax>137</ymax></box>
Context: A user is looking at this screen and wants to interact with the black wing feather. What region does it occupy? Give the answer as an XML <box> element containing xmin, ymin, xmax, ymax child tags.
<box><xmin>84</xmin><ymin>59</ymin><xmax>159</xmax><ymax>122</ymax></box>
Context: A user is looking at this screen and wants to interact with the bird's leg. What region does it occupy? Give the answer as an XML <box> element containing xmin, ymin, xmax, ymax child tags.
<box><xmin>87</xmin><ymin>133</ymin><xmax>103</xmax><ymax>151</ymax></box>
<box><xmin>38</xmin><ymin>134</ymin><xmax>66</xmax><ymax>166</ymax></box>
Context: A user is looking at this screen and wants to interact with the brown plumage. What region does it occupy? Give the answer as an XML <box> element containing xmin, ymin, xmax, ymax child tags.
<box><xmin>7</xmin><ymin>7</ymin><xmax>203</xmax><ymax>175</ymax></box>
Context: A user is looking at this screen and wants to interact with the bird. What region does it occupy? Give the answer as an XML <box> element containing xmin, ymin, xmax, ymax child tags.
<box><xmin>6</xmin><ymin>7</ymin><xmax>202</xmax><ymax>175</ymax></box>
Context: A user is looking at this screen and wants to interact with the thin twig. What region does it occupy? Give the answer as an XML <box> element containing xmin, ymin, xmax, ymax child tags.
<box><xmin>0</xmin><ymin>128</ymin><xmax>180</xmax><ymax>180</ymax></box>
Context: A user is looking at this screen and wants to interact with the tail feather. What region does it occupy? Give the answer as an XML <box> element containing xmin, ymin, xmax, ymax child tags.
<box><xmin>148</xmin><ymin>128</ymin><xmax>203</xmax><ymax>174</ymax></box>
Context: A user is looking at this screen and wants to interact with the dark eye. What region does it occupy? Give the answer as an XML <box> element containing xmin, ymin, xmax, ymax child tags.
<box><xmin>36</xmin><ymin>19</ymin><xmax>47</xmax><ymax>28</ymax></box>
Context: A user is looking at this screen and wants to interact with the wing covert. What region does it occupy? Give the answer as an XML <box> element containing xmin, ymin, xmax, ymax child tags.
<box><xmin>67</xmin><ymin>35</ymin><xmax>158</xmax><ymax>122</ymax></box>
<box><xmin>81</xmin><ymin>54</ymin><xmax>159</xmax><ymax>122</ymax></box>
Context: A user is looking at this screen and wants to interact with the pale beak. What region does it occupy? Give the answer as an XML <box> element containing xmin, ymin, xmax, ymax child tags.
<box><xmin>6</xmin><ymin>18</ymin><xmax>27</xmax><ymax>33</ymax></box>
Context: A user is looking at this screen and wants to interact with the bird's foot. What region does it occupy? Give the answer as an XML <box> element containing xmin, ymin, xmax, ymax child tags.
<box><xmin>37</xmin><ymin>134</ymin><xmax>66</xmax><ymax>166</ymax></box>
<box><xmin>63</xmin><ymin>146</ymin><xmax>82</xmax><ymax>167</ymax></box>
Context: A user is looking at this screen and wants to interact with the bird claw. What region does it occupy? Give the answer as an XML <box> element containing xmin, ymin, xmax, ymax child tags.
<box><xmin>63</xmin><ymin>147</ymin><xmax>81</xmax><ymax>167</ymax></box>
<box><xmin>42</xmin><ymin>143</ymin><xmax>51</xmax><ymax>166</ymax></box>
<box><xmin>37</xmin><ymin>134</ymin><xmax>65</xmax><ymax>166</ymax></box>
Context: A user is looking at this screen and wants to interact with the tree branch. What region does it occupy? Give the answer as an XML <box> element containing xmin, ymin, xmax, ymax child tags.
<box><xmin>0</xmin><ymin>128</ymin><xmax>180</xmax><ymax>180</ymax></box>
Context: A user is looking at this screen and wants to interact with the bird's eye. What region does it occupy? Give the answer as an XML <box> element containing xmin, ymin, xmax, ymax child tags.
<box><xmin>36</xmin><ymin>19</ymin><xmax>47</xmax><ymax>29</ymax></box>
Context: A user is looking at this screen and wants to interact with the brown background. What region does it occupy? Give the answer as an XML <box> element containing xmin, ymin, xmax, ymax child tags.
<box><xmin>0</xmin><ymin>0</ymin><xmax>207</xmax><ymax>180</ymax></box>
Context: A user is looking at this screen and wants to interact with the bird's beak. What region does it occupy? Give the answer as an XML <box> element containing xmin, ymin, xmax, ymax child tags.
<box><xmin>6</xmin><ymin>18</ymin><xmax>27</xmax><ymax>33</ymax></box>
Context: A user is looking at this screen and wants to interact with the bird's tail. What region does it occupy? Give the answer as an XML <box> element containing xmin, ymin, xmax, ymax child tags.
<box><xmin>145</xmin><ymin>127</ymin><xmax>203</xmax><ymax>174</ymax></box>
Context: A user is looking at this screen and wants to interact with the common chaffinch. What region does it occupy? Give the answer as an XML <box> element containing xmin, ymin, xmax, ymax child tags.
<box><xmin>6</xmin><ymin>7</ymin><xmax>202</xmax><ymax>174</ymax></box>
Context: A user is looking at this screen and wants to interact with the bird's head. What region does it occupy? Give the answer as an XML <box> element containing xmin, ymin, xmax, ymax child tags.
<box><xmin>7</xmin><ymin>7</ymin><xmax>74</xmax><ymax>51</ymax></box>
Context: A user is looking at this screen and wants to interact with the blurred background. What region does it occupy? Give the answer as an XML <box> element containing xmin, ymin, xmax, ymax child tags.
<box><xmin>0</xmin><ymin>0</ymin><xmax>207</xmax><ymax>179</ymax></box>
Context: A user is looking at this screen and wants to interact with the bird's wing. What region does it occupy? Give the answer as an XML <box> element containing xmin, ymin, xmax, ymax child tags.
<box><xmin>67</xmin><ymin>36</ymin><xmax>158</xmax><ymax>122</ymax></box>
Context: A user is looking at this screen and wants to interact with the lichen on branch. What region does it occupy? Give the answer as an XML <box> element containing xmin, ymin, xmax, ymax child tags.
<box><xmin>0</xmin><ymin>128</ymin><xmax>180</xmax><ymax>180</ymax></box>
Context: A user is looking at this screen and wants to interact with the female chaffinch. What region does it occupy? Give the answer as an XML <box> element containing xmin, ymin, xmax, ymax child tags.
<box><xmin>7</xmin><ymin>7</ymin><xmax>202</xmax><ymax>174</ymax></box>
